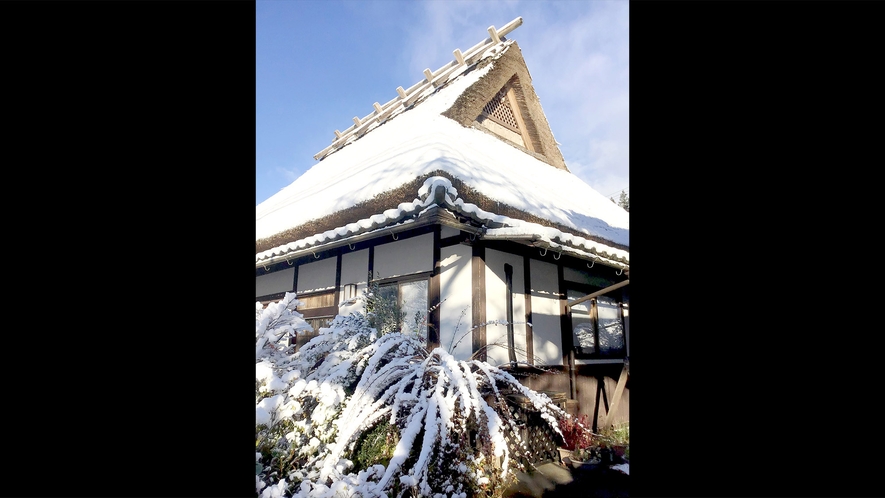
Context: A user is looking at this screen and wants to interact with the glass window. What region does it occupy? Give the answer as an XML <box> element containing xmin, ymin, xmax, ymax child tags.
<box><xmin>569</xmin><ymin>290</ymin><xmax>626</xmax><ymax>359</ymax></box>
<box><xmin>375</xmin><ymin>279</ymin><xmax>428</xmax><ymax>338</ymax></box>
<box><xmin>294</xmin><ymin>291</ymin><xmax>337</xmax><ymax>351</ymax></box>
<box><xmin>597</xmin><ymin>296</ymin><xmax>625</xmax><ymax>355</ymax></box>
<box><xmin>569</xmin><ymin>291</ymin><xmax>596</xmax><ymax>353</ymax></box>
<box><xmin>400</xmin><ymin>280</ymin><xmax>428</xmax><ymax>338</ymax></box>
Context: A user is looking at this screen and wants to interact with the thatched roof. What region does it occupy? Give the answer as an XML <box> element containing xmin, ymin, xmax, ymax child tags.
<box><xmin>257</xmin><ymin>36</ymin><xmax>628</xmax><ymax>267</ymax></box>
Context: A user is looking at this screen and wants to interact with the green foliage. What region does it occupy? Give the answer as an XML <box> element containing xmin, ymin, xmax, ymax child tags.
<box><xmin>364</xmin><ymin>277</ymin><xmax>405</xmax><ymax>335</ymax></box>
<box><xmin>618</xmin><ymin>190</ymin><xmax>629</xmax><ymax>212</ymax></box>
<box><xmin>352</xmin><ymin>420</ymin><xmax>399</xmax><ymax>471</ymax></box>
<box><xmin>597</xmin><ymin>423</ymin><xmax>628</xmax><ymax>446</ymax></box>
<box><xmin>567</xmin><ymin>423</ymin><xmax>629</xmax><ymax>464</ymax></box>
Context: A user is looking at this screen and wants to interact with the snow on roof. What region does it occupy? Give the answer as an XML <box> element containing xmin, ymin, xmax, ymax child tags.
<box><xmin>257</xmin><ymin>40</ymin><xmax>628</xmax><ymax>264</ymax></box>
<box><xmin>257</xmin><ymin>176</ymin><xmax>629</xmax><ymax>268</ymax></box>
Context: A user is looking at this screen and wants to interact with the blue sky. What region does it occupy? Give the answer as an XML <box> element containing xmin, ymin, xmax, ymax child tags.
<box><xmin>256</xmin><ymin>0</ymin><xmax>628</xmax><ymax>206</ymax></box>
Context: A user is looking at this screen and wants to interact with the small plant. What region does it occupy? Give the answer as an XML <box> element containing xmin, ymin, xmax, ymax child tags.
<box><xmin>570</xmin><ymin>446</ymin><xmax>601</xmax><ymax>463</ymax></box>
<box><xmin>602</xmin><ymin>423</ymin><xmax>629</xmax><ymax>445</ymax></box>
<box><xmin>557</xmin><ymin>414</ymin><xmax>593</xmax><ymax>450</ymax></box>
<box><xmin>599</xmin><ymin>423</ymin><xmax>629</xmax><ymax>462</ymax></box>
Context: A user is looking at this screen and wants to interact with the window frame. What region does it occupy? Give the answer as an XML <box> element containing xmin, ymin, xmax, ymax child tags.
<box><xmin>567</xmin><ymin>283</ymin><xmax>628</xmax><ymax>360</ymax></box>
<box><xmin>293</xmin><ymin>289</ymin><xmax>338</xmax><ymax>351</ymax></box>
<box><xmin>372</xmin><ymin>273</ymin><xmax>431</xmax><ymax>338</ymax></box>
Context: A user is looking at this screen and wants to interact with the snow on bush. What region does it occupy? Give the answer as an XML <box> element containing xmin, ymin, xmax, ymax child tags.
<box><xmin>256</xmin><ymin>292</ymin><xmax>569</xmax><ymax>498</ymax></box>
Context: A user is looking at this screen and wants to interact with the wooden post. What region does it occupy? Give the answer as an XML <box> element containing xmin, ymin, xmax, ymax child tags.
<box><xmin>498</xmin><ymin>17</ymin><xmax>523</xmax><ymax>38</ymax></box>
<box><xmin>505</xmin><ymin>87</ymin><xmax>534</xmax><ymax>152</ymax></box>
<box><xmin>453</xmin><ymin>48</ymin><xmax>465</xmax><ymax>65</ymax></box>
<box><xmin>487</xmin><ymin>25</ymin><xmax>500</xmax><ymax>44</ymax></box>
<box><xmin>602</xmin><ymin>361</ymin><xmax>629</xmax><ymax>429</ymax></box>
<box><xmin>471</xmin><ymin>244</ymin><xmax>486</xmax><ymax>361</ymax></box>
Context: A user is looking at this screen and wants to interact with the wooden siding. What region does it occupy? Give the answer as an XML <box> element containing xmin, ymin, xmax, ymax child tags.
<box><xmin>511</xmin><ymin>364</ymin><xmax>629</xmax><ymax>430</ymax></box>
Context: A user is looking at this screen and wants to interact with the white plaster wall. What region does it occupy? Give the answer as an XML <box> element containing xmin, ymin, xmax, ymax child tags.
<box><xmin>373</xmin><ymin>233</ymin><xmax>432</xmax><ymax>279</ymax></box>
<box><xmin>256</xmin><ymin>267</ymin><xmax>295</xmax><ymax>298</ymax></box>
<box><xmin>296</xmin><ymin>257</ymin><xmax>337</xmax><ymax>294</ymax></box>
<box><xmin>529</xmin><ymin>259</ymin><xmax>563</xmax><ymax>366</ymax></box>
<box><xmin>339</xmin><ymin>249</ymin><xmax>369</xmax><ymax>316</ymax></box>
<box><xmin>441</xmin><ymin>225</ymin><xmax>460</xmax><ymax>238</ymax></box>
<box><xmin>484</xmin><ymin>249</ymin><xmax>527</xmax><ymax>367</ymax></box>
<box><xmin>439</xmin><ymin>244</ymin><xmax>473</xmax><ymax>361</ymax></box>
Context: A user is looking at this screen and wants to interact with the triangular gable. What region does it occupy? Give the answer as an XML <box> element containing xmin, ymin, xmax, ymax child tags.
<box><xmin>442</xmin><ymin>44</ymin><xmax>569</xmax><ymax>171</ymax></box>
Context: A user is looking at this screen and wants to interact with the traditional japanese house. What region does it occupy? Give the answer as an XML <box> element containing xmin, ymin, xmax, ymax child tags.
<box><xmin>256</xmin><ymin>18</ymin><xmax>629</xmax><ymax>430</ymax></box>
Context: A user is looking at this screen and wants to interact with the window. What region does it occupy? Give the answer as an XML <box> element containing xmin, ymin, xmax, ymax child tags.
<box><xmin>568</xmin><ymin>289</ymin><xmax>626</xmax><ymax>359</ymax></box>
<box><xmin>373</xmin><ymin>278</ymin><xmax>428</xmax><ymax>337</ymax></box>
<box><xmin>294</xmin><ymin>291</ymin><xmax>337</xmax><ymax>350</ymax></box>
<box><xmin>481</xmin><ymin>87</ymin><xmax>521</xmax><ymax>134</ymax></box>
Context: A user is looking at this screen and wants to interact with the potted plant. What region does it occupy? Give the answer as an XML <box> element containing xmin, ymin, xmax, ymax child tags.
<box><xmin>556</xmin><ymin>414</ymin><xmax>593</xmax><ymax>465</ymax></box>
<box><xmin>568</xmin><ymin>446</ymin><xmax>599</xmax><ymax>468</ymax></box>
<box><xmin>599</xmin><ymin>423</ymin><xmax>629</xmax><ymax>463</ymax></box>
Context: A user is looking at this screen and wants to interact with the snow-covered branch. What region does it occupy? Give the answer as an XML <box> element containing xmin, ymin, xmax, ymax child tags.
<box><xmin>256</xmin><ymin>294</ymin><xmax>570</xmax><ymax>498</ymax></box>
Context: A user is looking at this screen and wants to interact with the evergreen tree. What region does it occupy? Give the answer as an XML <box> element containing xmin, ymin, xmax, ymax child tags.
<box><xmin>618</xmin><ymin>190</ymin><xmax>629</xmax><ymax>212</ymax></box>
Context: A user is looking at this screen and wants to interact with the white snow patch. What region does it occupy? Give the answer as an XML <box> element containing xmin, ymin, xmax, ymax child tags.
<box><xmin>612</xmin><ymin>463</ymin><xmax>629</xmax><ymax>475</ymax></box>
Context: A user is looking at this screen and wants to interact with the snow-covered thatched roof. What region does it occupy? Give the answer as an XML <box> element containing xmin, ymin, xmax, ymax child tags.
<box><xmin>257</xmin><ymin>20</ymin><xmax>629</xmax><ymax>270</ymax></box>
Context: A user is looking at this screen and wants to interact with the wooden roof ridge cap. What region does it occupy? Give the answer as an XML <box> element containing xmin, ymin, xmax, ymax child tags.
<box><xmin>313</xmin><ymin>17</ymin><xmax>524</xmax><ymax>161</ymax></box>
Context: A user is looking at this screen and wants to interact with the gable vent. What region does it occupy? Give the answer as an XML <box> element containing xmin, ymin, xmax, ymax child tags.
<box><xmin>481</xmin><ymin>88</ymin><xmax>520</xmax><ymax>133</ymax></box>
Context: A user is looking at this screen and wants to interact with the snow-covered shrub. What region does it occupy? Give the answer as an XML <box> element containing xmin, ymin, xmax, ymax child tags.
<box><xmin>256</xmin><ymin>293</ymin><xmax>570</xmax><ymax>498</ymax></box>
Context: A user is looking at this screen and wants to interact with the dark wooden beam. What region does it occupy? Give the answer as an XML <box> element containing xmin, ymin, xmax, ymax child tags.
<box><xmin>429</xmin><ymin>224</ymin><xmax>442</xmax><ymax>349</ymax></box>
<box><xmin>471</xmin><ymin>243</ymin><xmax>486</xmax><ymax>361</ymax></box>
<box><xmin>559</xmin><ymin>263</ymin><xmax>577</xmax><ymax>399</ymax></box>
<box><xmin>504</xmin><ymin>263</ymin><xmax>516</xmax><ymax>365</ymax></box>
<box><xmin>367</xmin><ymin>245</ymin><xmax>375</xmax><ymax>283</ymax></box>
<box><xmin>334</xmin><ymin>251</ymin><xmax>342</xmax><ymax>307</ymax></box>
<box><xmin>523</xmin><ymin>254</ymin><xmax>534</xmax><ymax>365</ymax></box>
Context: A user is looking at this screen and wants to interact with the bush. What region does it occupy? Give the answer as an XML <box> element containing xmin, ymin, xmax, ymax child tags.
<box><xmin>352</xmin><ymin>420</ymin><xmax>398</xmax><ymax>471</ymax></box>
<box><xmin>255</xmin><ymin>293</ymin><xmax>568</xmax><ymax>498</ymax></box>
<box><xmin>557</xmin><ymin>414</ymin><xmax>593</xmax><ymax>451</ymax></box>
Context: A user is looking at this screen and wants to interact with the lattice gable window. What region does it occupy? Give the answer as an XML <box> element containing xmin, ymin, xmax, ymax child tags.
<box><xmin>481</xmin><ymin>87</ymin><xmax>521</xmax><ymax>133</ymax></box>
<box><xmin>475</xmin><ymin>81</ymin><xmax>535</xmax><ymax>153</ymax></box>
